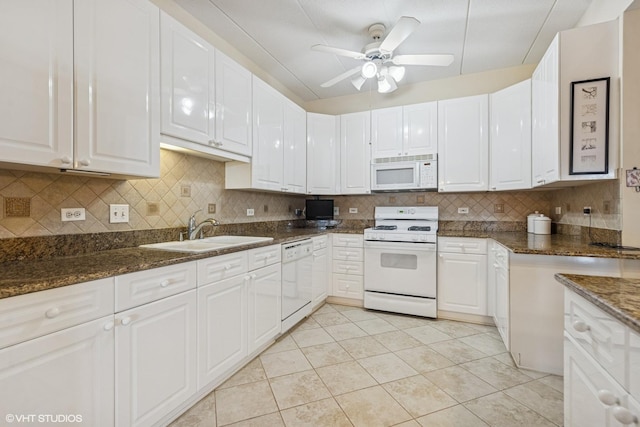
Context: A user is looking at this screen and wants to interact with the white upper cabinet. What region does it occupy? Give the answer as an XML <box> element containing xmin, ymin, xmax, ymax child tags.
<box><xmin>0</xmin><ymin>0</ymin><xmax>73</xmax><ymax>170</ymax></box>
<box><xmin>438</xmin><ymin>94</ymin><xmax>489</xmax><ymax>192</ymax></box>
<box><xmin>307</xmin><ymin>113</ymin><xmax>340</xmax><ymax>195</ymax></box>
<box><xmin>0</xmin><ymin>0</ymin><xmax>159</xmax><ymax>178</ymax></box>
<box><xmin>74</xmin><ymin>0</ymin><xmax>160</xmax><ymax>177</ymax></box>
<box><xmin>532</xmin><ymin>20</ymin><xmax>619</xmax><ymax>187</ymax></box>
<box><xmin>340</xmin><ymin>111</ymin><xmax>371</xmax><ymax>194</ymax></box>
<box><xmin>283</xmin><ymin>101</ymin><xmax>307</xmax><ymax>194</ymax></box>
<box><xmin>490</xmin><ymin>79</ymin><xmax>532</xmax><ymax>191</ymax></box>
<box><xmin>214</xmin><ymin>50</ymin><xmax>252</xmax><ymax>156</ymax></box>
<box><xmin>371</xmin><ymin>103</ymin><xmax>437</xmax><ymax>159</ymax></box>
<box><xmin>160</xmin><ymin>12</ymin><xmax>215</xmax><ymax>146</ymax></box>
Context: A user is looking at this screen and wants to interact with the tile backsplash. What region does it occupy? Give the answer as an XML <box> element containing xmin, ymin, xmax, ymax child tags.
<box><xmin>0</xmin><ymin>148</ymin><xmax>621</xmax><ymax>239</ymax></box>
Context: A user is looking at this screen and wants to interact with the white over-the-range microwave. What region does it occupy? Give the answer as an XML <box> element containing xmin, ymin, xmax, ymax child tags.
<box><xmin>370</xmin><ymin>154</ymin><xmax>437</xmax><ymax>192</ymax></box>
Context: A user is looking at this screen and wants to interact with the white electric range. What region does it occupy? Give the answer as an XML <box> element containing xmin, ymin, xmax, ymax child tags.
<box><xmin>363</xmin><ymin>206</ymin><xmax>439</xmax><ymax>318</ymax></box>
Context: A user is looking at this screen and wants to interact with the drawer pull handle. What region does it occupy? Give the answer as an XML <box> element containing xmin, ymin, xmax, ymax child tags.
<box><xmin>120</xmin><ymin>317</ymin><xmax>132</xmax><ymax>326</ymax></box>
<box><xmin>597</xmin><ymin>389</ymin><xmax>619</xmax><ymax>406</ymax></box>
<box><xmin>104</xmin><ymin>321</ymin><xmax>115</xmax><ymax>331</ymax></box>
<box><xmin>572</xmin><ymin>320</ymin><xmax>590</xmax><ymax>333</ymax></box>
<box><xmin>613</xmin><ymin>406</ymin><xmax>638</xmax><ymax>425</ymax></box>
<box><xmin>160</xmin><ymin>280</ymin><xmax>170</xmax><ymax>288</ymax></box>
<box><xmin>45</xmin><ymin>307</ymin><xmax>61</xmax><ymax>319</ymax></box>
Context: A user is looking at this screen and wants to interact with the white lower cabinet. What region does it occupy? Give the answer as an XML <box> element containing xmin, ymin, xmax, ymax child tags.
<box><xmin>331</xmin><ymin>234</ymin><xmax>364</xmax><ymax>300</ymax></box>
<box><xmin>311</xmin><ymin>236</ymin><xmax>330</xmax><ymax>309</ymax></box>
<box><xmin>197</xmin><ymin>274</ymin><xmax>248</xmax><ymax>390</ymax></box>
<box><xmin>437</xmin><ymin>237</ymin><xmax>488</xmax><ymax>317</ymax></box>
<box><xmin>0</xmin><ymin>315</ymin><xmax>115</xmax><ymax>425</ymax></box>
<box><xmin>115</xmin><ymin>290</ymin><xmax>197</xmax><ymax>427</ymax></box>
<box><xmin>248</xmin><ymin>263</ymin><xmax>282</xmax><ymax>353</ymax></box>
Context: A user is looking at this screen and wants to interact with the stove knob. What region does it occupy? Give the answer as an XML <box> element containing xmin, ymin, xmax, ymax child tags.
<box><xmin>421</xmin><ymin>235</ymin><xmax>428</xmax><ymax>242</ymax></box>
<box><xmin>379</xmin><ymin>234</ymin><xmax>385</xmax><ymax>240</ymax></box>
<box><xmin>409</xmin><ymin>208</ymin><xmax>416</xmax><ymax>214</ymax></box>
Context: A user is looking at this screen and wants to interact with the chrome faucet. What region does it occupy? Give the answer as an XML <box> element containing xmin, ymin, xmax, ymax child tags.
<box><xmin>187</xmin><ymin>210</ymin><xmax>219</xmax><ymax>240</ymax></box>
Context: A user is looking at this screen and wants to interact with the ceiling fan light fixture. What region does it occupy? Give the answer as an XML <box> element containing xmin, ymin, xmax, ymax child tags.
<box><xmin>361</xmin><ymin>61</ymin><xmax>378</xmax><ymax>79</ymax></box>
<box><xmin>388</xmin><ymin>65</ymin><xmax>405</xmax><ymax>82</ymax></box>
<box><xmin>351</xmin><ymin>75</ymin><xmax>366</xmax><ymax>90</ymax></box>
<box><xmin>377</xmin><ymin>75</ymin><xmax>397</xmax><ymax>93</ymax></box>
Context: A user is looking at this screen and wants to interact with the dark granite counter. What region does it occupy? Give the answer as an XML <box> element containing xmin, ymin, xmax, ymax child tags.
<box><xmin>555</xmin><ymin>273</ymin><xmax>640</xmax><ymax>334</ymax></box>
<box><xmin>0</xmin><ymin>227</ymin><xmax>362</xmax><ymax>300</ymax></box>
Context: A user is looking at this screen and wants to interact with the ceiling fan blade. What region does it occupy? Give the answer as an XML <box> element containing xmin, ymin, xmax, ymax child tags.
<box><xmin>320</xmin><ymin>66</ymin><xmax>363</xmax><ymax>88</ymax></box>
<box><xmin>379</xmin><ymin>16</ymin><xmax>420</xmax><ymax>53</ymax></box>
<box><xmin>392</xmin><ymin>54</ymin><xmax>454</xmax><ymax>66</ymax></box>
<box><xmin>311</xmin><ymin>44</ymin><xmax>365</xmax><ymax>60</ymax></box>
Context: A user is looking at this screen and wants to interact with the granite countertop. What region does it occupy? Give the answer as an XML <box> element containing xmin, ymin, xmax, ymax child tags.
<box><xmin>439</xmin><ymin>230</ymin><xmax>640</xmax><ymax>260</ymax></box>
<box><xmin>0</xmin><ymin>227</ymin><xmax>360</xmax><ymax>300</ymax></box>
<box><xmin>555</xmin><ymin>273</ymin><xmax>640</xmax><ymax>334</ymax></box>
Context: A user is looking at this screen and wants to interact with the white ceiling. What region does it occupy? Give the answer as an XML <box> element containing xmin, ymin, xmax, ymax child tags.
<box><xmin>174</xmin><ymin>0</ymin><xmax>593</xmax><ymax>102</ymax></box>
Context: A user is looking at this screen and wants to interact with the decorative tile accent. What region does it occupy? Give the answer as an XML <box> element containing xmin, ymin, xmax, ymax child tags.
<box><xmin>5</xmin><ymin>197</ymin><xmax>30</xmax><ymax>217</ymax></box>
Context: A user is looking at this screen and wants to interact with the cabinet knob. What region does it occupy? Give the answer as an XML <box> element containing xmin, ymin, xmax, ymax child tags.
<box><xmin>572</xmin><ymin>320</ymin><xmax>590</xmax><ymax>333</ymax></box>
<box><xmin>160</xmin><ymin>279</ymin><xmax>170</xmax><ymax>288</ymax></box>
<box><xmin>597</xmin><ymin>389</ymin><xmax>619</xmax><ymax>406</ymax></box>
<box><xmin>60</xmin><ymin>156</ymin><xmax>72</xmax><ymax>165</ymax></box>
<box><xmin>45</xmin><ymin>307</ymin><xmax>61</xmax><ymax>319</ymax></box>
<box><xmin>244</xmin><ymin>275</ymin><xmax>251</xmax><ymax>281</ymax></box>
<box><xmin>103</xmin><ymin>321</ymin><xmax>115</xmax><ymax>331</ymax></box>
<box><xmin>78</xmin><ymin>159</ymin><xmax>91</xmax><ymax>167</ymax></box>
<box><xmin>224</xmin><ymin>264</ymin><xmax>232</xmax><ymax>270</ymax></box>
<box><xmin>613</xmin><ymin>406</ymin><xmax>638</xmax><ymax>425</ymax></box>
<box><xmin>120</xmin><ymin>317</ymin><xmax>132</xmax><ymax>326</ymax></box>
<box><xmin>251</xmin><ymin>274</ymin><xmax>257</xmax><ymax>279</ymax></box>
<box><xmin>208</xmin><ymin>139</ymin><xmax>215</xmax><ymax>146</ymax></box>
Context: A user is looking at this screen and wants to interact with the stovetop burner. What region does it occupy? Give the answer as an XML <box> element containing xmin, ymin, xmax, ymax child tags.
<box><xmin>373</xmin><ymin>225</ymin><xmax>397</xmax><ymax>231</ymax></box>
<box><xmin>408</xmin><ymin>226</ymin><xmax>431</xmax><ymax>232</ymax></box>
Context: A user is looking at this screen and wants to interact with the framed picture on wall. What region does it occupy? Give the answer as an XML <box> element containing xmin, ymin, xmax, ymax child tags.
<box><xmin>569</xmin><ymin>77</ymin><xmax>610</xmax><ymax>174</ymax></box>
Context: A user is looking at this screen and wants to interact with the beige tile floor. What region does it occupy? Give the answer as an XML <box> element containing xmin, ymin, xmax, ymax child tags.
<box><xmin>170</xmin><ymin>303</ymin><xmax>563</xmax><ymax>427</ymax></box>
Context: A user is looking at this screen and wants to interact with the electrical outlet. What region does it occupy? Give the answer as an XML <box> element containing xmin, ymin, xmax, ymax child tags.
<box><xmin>583</xmin><ymin>206</ymin><xmax>592</xmax><ymax>215</ymax></box>
<box><xmin>246</xmin><ymin>208</ymin><xmax>254</xmax><ymax>216</ymax></box>
<box><xmin>603</xmin><ymin>201</ymin><xmax>611</xmax><ymax>214</ymax></box>
<box><xmin>458</xmin><ymin>207</ymin><xmax>469</xmax><ymax>214</ymax></box>
<box><xmin>555</xmin><ymin>206</ymin><xmax>562</xmax><ymax>215</ymax></box>
<box><xmin>109</xmin><ymin>204</ymin><xmax>129</xmax><ymax>223</ymax></box>
<box><xmin>349</xmin><ymin>207</ymin><xmax>358</xmax><ymax>214</ymax></box>
<box><xmin>334</xmin><ymin>207</ymin><xmax>339</xmax><ymax>216</ymax></box>
<box><xmin>61</xmin><ymin>208</ymin><xmax>86</xmax><ymax>222</ymax></box>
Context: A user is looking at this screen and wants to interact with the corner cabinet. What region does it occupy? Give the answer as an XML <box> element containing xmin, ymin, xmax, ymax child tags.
<box><xmin>371</xmin><ymin>102</ymin><xmax>437</xmax><ymax>159</ymax></box>
<box><xmin>437</xmin><ymin>94</ymin><xmax>489</xmax><ymax>192</ymax></box>
<box><xmin>0</xmin><ymin>0</ymin><xmax>160</xmax><ymax>178</ymax></box>
<box><xmin>532</xmin><ymin>20</ymin><xmax>619</xmax><ymax>187</ymax></box>
<box><xmin>307</xmin><ymin>113</ymin><xmax>340</xmax><ymax>195</ymax></box>
<box><xmin>490</xmin><ymin>80</ymin><xmax>532</xmax><ymax>191</ymax></box>
<box><xmin>340</xmin><ymin>111</ymin><xmax>371</xmax><ymax>195</ymax></box>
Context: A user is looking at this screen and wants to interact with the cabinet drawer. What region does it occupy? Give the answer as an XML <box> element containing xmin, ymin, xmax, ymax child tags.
<box><xmin>438</xmin><ymin>237</ymin><xmax>487</xmax><ymax>254</ymax></box>
<box><xmin>0</xmin><ymin>278</ymin><xmax>114</xmax><ymax>349</ymax></box>
<box><xmin>312</xmin><ymin>235</ymin><xmax>328</xmax><ymax>251</ymax></box>
<box><xmin>116</xmin><ymin>262</ymin><xmax>196</xmax><ymax>312</ymax></box>
<box><xmin>333</xmin><ymin>259</ymin><xmax>364</xmax><ymax>275</ymax></box>
<box><xmin>564</xmin><ymin>289</ymin><xmax>626</xmax><ymax>386</ymax></box>
<box><xmin>248</xmin><ymin>245</ymin><xmax>281</xmax><ymax>270</ymax></box>
<box><xmin>332</xmin><ymin>274</ymin><xmax>363</xmax><ymax>299</ymax></box>
<box><xmin>197</xmin><ymin>251</ymin><xmax>248</xmax><ymax>285</ymax></box>
<box><xmin>333</xmin><ymin>247</ymin><xmax>364</xmax><ymax>261</ymax></box>
<box><xmin>332</xmin><ymin>234</ymin><xmax>363</xmax><ymax>247</ymax></box>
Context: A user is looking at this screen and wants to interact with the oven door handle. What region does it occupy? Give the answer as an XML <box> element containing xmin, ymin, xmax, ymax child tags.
<box><xmin>364</xmin><ymin>240</ymin><xmax>437</xmax><ymax>252</ymax></box>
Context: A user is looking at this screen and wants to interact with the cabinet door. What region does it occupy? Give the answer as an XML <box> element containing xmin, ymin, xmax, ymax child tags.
<box><xmin>371</xmin><ymin>106</ymin><xmax>403</xmax><ymax>159</ymax></box>
<box><xmin>307</xmin><ymin>113</ymin><xmax>340</xmax><ymax>195</ymax></box>
<box><xmin>215</xmin><ymin>50</ymin><xmax>252</xmax><ymax>156</ymax></box>
<box><xmin>74</xmin><ymin>0</ymin><xmax>160</xmax><ymax>177</ymax></box>
<box><xmin>404</xmin><ymin>102</ymin><xmax>438</xmax><ymax>156</ymax></box>
<box><xmin>0</xmin><ymin>316</ymin><xmax>114</xmax><ymax>425</ymax></box>
<box><xmin>247</xmin><ymin>264</ymin><xmax>281</xmax><ymax>354</ymax></box>
<box><xmin>116</xmin><ymin>291</ymin><xmax>197</xmax><ymax>427</ymax></box>
<box><xmin>252</xmin><ymin>76</ymin><xmax>284</xmax><ymax>191</ymax></box>
<box><xmin>490</xmin><ymin>79</ymin><xmax>532</xmax><ymax>191</ymax></box>
<box><xmin>532</xmin><ymin>36</ymin><xmax>560</xmax><ymax>187</ymax></box>
<box><xmin>283</xmin><ymin>100</ymin><xmax>307</xmax><ymax>194</ymax></box>
<box><xmin>495</xmin><ymin>263</ymin><xmax>510</xmax><ymax>350</ymax></box>
<box><xmin>340</xmin><ymin>111</ymin><xmax>371</xmax><ymax>194</ymax></box>
<box><xmin>160</xmin><ymin>12</ymin><xmax>215</xmax><ymax>145</ymax></box>
<box><xmin>437</xmin><ymin>94</ymin><xmax>489</xmax><ymax>192</ymax></box>
<box><xmin>0</xmin><ymin>0</ymin><xmax>73</xmax><ymax>169</ymax></box>
<box><xmin>312</xmin><ymin>247</ymin><xmax>329</xmax><ymax>307</ymax></box>
<box><xmin>437</xmin><ymin>252</ymin><xmax>488</xmax><ymax>315</ymax></box>
<box><xmin>198</xmin><ymin>275</ymin><xmax>248</xmax><ymax>390</ymax></box>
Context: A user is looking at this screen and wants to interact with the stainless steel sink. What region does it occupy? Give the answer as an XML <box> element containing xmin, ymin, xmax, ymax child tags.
<box><xmin>139</xmin><ymin>235</ymin><xmax>273</xmax><ymax>253</ymax></box>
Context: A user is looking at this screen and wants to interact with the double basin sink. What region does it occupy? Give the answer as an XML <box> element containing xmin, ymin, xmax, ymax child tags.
<box><xmin>140</xmin><ymin>235</ymin><xmax>274</xmax><ymax>253</ymax></box>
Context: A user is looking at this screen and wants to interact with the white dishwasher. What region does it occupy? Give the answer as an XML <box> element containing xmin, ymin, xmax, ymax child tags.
<box><xmin>281</xmin><ymin>239</ymin><xmax>313</xmax><ymax>333</ymax></box>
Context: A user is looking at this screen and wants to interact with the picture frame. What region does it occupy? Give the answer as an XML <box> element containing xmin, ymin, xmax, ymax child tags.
<box><xmin>569</xmin><ymin>77</ymin><xmax>610</xmax><ymax>175</ymax></box>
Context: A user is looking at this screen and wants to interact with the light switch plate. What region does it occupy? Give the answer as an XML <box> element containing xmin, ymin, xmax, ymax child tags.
<box><xmin>110</xmin><ymin>204</ymin><xmax>129</xmax><ymax>223</ymax></box>
<box><xmin>349</xmin><ymin>208</ymin><xmax>358</xmax><ymax>214</ymax></box>
<box><xmin>334</xmin><ymin>207</ymin><xmax>339</xmax><ymax>216</ymax></box>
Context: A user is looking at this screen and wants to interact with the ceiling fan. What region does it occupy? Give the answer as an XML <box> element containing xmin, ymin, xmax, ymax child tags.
<box><xmin>312</xmin><ymin>16</ymin><xmax>454</xmax><ymax>93</ymax></box>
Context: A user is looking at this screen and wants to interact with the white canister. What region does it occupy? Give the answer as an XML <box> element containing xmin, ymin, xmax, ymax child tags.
<box><xmin>533</xmin><ymin>216</ymin><xmax>551</xmax><ymax>235</ymax></box>
<box><xmin>527</xmin><ymin>212</ymin><xmax>541</xmax><ymax>233</ymax></box>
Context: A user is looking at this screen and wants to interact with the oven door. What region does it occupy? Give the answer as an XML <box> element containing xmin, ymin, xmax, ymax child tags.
<box><xmin>364</xmin><ymin>240</ymin><xmax>437</xmax><ymax>298</ymax></box>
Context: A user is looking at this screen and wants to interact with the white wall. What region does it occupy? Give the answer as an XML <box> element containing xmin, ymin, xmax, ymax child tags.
<box><xmin>577</xmin><ymin>0</ymin><xmax>634</xmax><ymax>26</ymax></box>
